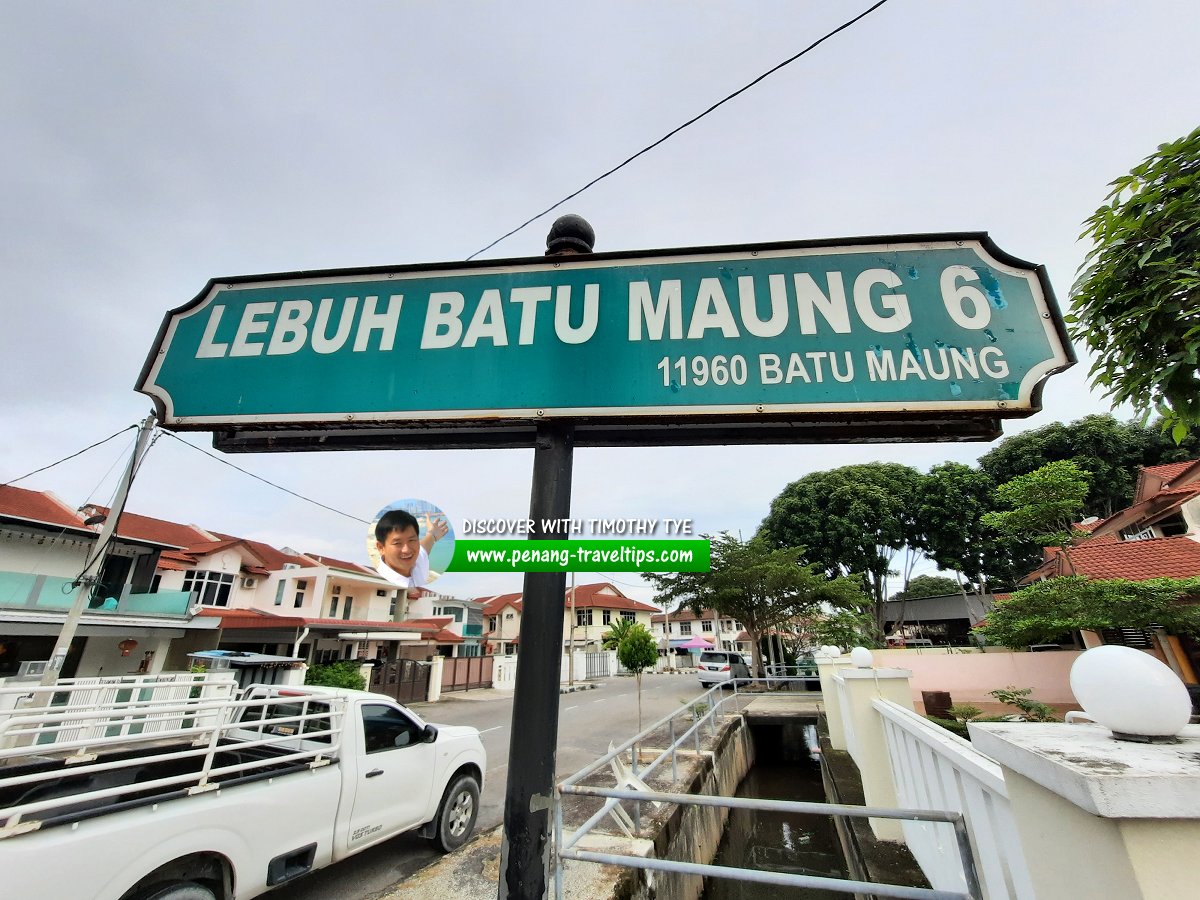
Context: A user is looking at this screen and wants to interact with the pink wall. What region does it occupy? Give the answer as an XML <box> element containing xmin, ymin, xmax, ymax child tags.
<box><xmin>873</xmin><ymin>649</ymin><xmax>1081</xmax><ymax>705</ymax></box>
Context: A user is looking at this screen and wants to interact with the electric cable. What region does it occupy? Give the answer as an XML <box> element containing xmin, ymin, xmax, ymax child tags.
<box><xmin>1</xmin><ymin>424</ymin><xmax>138</xmax><ymax>488</ymax></box>
<box><xmin>466</xmin><ymin>0</ymin><xmax>892</xmax><ymax>260</ymax></box>
<box><xmin>158</xmin><ymin>430</ymin><xmax>369</xmax><ymax>525</ymax></box>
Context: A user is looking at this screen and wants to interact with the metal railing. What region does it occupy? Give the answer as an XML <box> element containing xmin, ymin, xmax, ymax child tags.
<box><xmin>555</xmin><ymin>678</ymin><xmax>984</xmax><ymax>900</ymax></box>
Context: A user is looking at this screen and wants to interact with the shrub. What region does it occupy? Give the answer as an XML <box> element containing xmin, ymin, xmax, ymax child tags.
<box><xmin>989</xmin><ymin>686</ymin><xmax>1057</xmax><ymax>722</ymax></box>
<box><xmin>947</xmin><ymin>704</ymin><xmax>983</xmax><ymax>723</ymax></box>
<box><xmin>305</xmin><ymin>661</ymin><xmax>367</xmax><ymax>691</ymax></box>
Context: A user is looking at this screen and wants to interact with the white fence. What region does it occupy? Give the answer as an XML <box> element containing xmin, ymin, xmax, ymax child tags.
<box><xmin>874</xmin><ymin>698</ymin><xmax>1034</xmax><ymax>900</ymax></box>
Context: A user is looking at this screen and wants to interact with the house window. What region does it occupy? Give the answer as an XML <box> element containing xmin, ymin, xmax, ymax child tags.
<box><xmin>389</xmin><ymin>595</ymin><xmax>398</xmax><ymax>617</ymax></box>
<box><xmin>602</xmin><ymin>609</ymin><xmax>612</xmax><ymax>625</ymax></box>
<box><xmin>329</xmin><ymin>597</ymin><xmax>339</xmax><ymax>618</ymax></box>
<box><xmin>294</xmin><ymin>579</ymin><xmax>308</xmax><ymax>608</ymax></box>
<box><xmin>150</xmin><ymin>574</ymin><xmax>162</xmax><ymax>593</ymax></box>
<box><xmin>621</xmin><ymin>611</ymin><xmax>635</xmax><ymax>622</ymax></box>
<box><xmin>735</xmin><ymin>622</ymin><xmax>743</xmax><ymax>631</ymax></box>
<box><xmin>723</xmin><ymin>620</ymin><xmax>733</xmax><ymax>631</ymax></box>
<box><xmin>274</xmin><ymin>580</ymin><xmax>286</xmax><ymax>606</ymax></box>
<box><xmin>701</xmin><ymin>620</ymin><xmax>713</xmax><ymax>632</ymax></box>
<box><xmin>576</xmin><ymin>609</ymin><xmax>593</xmax><ymax>627</ymax></box>
<box><xmin>332</xmin><ymin>585</ymin><xmax>341</xmax><ymax>595</ymax></box>
<box><xmin>680</xmin><ymin>622</ymin><xmax>692</xmax><ymax>636</ymax></box>
<box><xmin>489</xmin><ymin>616</ymin><xmax>498</xmax><ymax>631</ymax></box>
<box><xmin>343</xmin><ymin>597</ymin><xmax>353</xmax><ymax>620</ymax></box>
<box><xmin>505</xmin><ymin>613</ymin><xmax>514</xmax><ymax>620</ymax></box>
<box><xmin>182</xmin><ymin>571</ymin><xmax>235</xmax><ymax>607</ymax></box>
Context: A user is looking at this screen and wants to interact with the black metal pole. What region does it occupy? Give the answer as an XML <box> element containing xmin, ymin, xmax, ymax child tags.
<box><xmin>498</xmin><ymin>420</ymin><xmax>574</xmax><ymax>900</ymax></box>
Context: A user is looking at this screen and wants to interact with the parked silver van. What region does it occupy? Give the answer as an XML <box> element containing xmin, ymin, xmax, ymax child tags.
<box><xmin>697</xmin><ymin>650</ymin><xmax>751</xmax><ymax>687</ymax></box>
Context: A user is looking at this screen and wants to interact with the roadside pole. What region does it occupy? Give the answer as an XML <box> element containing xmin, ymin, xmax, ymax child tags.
<box><xmin>498</xmin><ymin>421</ymin><xmax>573</xmax><ymax>900</ymax></box>
<box><xmin>41</xmin><ymin>413</ymin><xmax>156</xmax><ymax>686</ymax></box>
<box><xmin>498</xmin><ymin>215</ymin><xmax>594</xmax><ymax>900</ymax></box>
<box><xmin>567</xmin><ymin>571</ymin><xmax>576</xmax><ymax>686</ymax></box>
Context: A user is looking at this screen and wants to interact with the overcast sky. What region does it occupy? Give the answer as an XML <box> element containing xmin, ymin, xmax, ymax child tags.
<box><xmin>2</xmin><ymin>1</ymin><xmax>1196</xmax><ymax>603</ymax></box>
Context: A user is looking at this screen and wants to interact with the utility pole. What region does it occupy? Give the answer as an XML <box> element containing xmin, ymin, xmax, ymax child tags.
<box><xmin>663</xmin><ymin>600</ymin><xmax>671</xmax><ymax>668</ymax></box>
<box><xmin>567</xmin><ymin>571</ymin><xmax>576</xmax><ymax>686</ymax></box>
<box><xmin>41</xmin><ymin>413</ymin><xmax>156</xmax><ymax>686</ymax></box>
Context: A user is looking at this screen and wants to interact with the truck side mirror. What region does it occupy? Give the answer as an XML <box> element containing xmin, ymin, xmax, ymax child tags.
<box><xmin>421</xmin><ymin>724</ymin><xmax>438</xmax><ymax>744</ymax></box>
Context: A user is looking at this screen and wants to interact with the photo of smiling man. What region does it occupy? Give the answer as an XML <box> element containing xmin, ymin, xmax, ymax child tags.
<box><xmin>368</xmin><ymin>501</ymin><xmax>453</xmax><ymax>591</ymax></box>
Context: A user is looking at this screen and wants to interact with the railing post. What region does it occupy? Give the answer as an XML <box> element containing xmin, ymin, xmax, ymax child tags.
<box><xmin>815</xmin><ymin>656</ymin><xmax>855</xmax><ymax>750</ymax></box>
<box><xmin>669</xmin><ymin>717</ymin><xmax>678</xmax><ymax>782</ymax></box>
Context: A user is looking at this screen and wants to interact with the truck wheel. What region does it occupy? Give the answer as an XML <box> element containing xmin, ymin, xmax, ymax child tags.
<box><xmin>141</xmin><ymin>882</ymin><xmax>217</xmax><ymax>900</ymax></box>
<box><xmin>430</xmin><ymin>773</ymin><xmax>480</xmax><ymax>853</ymax></box>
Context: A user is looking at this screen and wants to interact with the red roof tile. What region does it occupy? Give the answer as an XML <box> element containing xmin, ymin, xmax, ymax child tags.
<box><xmin>1142</xmin><ymin>461</ymin><xmax>1196</xmax><ymax>482</ymax></box>
<box><xmin>651</xmin><ymin>607</ymin><xmax>722</xmax><ymax>624</ymax></box>
<box><xmin>1043</xmin><ymin>535</ymin><xmax>1200</xmax><ymax>581</ymax></box>
<box><xmin>479</xmin><ymin>593</ymin><xmax>523</xmax><ymax>616</ymax></box>
<box><xmin>210</xmin><ymin>533</ymin><xmax>314</xmax><ymax>570</ymax></box>
<box><xmin>197</xmin><ymin>608</ymin><xmax>307</xmax><ymax>629</ymax></box>
<box><xmin>81</xmin><ymin>506</ymin><xmax>215</xmax><ymax>548</ymax></box>
<box><xmin>307</xmin><ymin>553</ymin><xmax>377</xmax><ymax>576</ymax></box>
<box><xmin>0</xmin><ymin>486</ymin><xmax>88</xmax><ymax>530</ymax></box>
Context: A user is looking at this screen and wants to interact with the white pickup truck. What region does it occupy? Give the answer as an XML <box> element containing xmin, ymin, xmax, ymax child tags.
<box><xmin>0</xmin><ymin>676</ymin><xmax>486</xmax><ymax>900</ymax></box>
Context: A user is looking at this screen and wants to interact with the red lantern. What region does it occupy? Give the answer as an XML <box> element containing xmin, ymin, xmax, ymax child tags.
<box><xmin>118</xmin><ymin>639</ymin><xmax>138</xmax><ymax>657</ymax></box>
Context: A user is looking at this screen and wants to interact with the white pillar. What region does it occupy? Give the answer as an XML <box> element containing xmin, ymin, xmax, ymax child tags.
<box><xmin>426</xmin><ymin>655</ymin><xmax>444</xmax><ymax>702</ymax></box>
<box><xmin>971</xmin><ymin>722</ymin><xmax>1200</xmax><ymax>900</ymax></box>
<box><xmin>834</xmin><ymin>667</ymin><xmax>914</xmax><ymax>840</ymax></box>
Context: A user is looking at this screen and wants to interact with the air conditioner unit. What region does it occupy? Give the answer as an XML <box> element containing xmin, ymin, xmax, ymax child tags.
<box><xmin>17</xmin><ymin>660</ymin><xmax>48</xmax><ymax>677</ymax></box>
<box><xmin>241</xmin><ymin>577</ymin><xmax>258</xmax><ymax>590</ymax></box>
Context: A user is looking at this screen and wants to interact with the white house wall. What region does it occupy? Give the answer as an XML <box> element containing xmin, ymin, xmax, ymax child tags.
<box><xmin>0</xmin><ymin>530</ymin><xmax>95</xmax><ymax>579</ymax></box>
<box><xmin>76</xmin><ymin>633</ymin><xmax>173</xmax><ymax>678</ymax></box>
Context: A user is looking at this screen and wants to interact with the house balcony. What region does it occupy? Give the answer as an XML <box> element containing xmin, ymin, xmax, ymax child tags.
<box><xmin>0</xmin><ymin>571</ymin><xmax>193</xmax><ymax>618</ymax></box>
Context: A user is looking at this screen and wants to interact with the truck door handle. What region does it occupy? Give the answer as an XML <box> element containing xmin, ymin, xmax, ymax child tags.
<box><xmin>365</xmin><ymin>769</ymin><xmax>384</xmax><ymax>778</ymax></box>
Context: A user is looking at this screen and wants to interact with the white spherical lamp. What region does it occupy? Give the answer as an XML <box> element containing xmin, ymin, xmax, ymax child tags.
<box><xmin>819</xmin><ymin>645</ymin><xmax>841</xmax><ymax>659</ymax></box>
<box><xmin>1069</xmin><ymin>645</ymin><xmax>1192</xmax><ymax>742</ymax></box>
<box><xmin>849</xmin><ymin>646</ymin><xmax>874</xmax><ymax>669</ymax></box>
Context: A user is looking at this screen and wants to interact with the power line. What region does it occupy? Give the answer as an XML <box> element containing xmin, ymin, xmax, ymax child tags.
<box><xmin>2</xmin><ymin>425</ymin><xmax>139</xmax><ymax>488</ymax></box>
<box><xmin>465</xmin><ymin>0</ymin><xmax>892</xmax><ymax>260</ymax></box>
<box><xmin>158</xmin><ymin>430</ymin><xmax>370</xmax><ymax>525</ymax></box>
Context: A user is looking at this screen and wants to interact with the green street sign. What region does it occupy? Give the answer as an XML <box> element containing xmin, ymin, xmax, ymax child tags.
<box><xmin>137</xmin><ymin>233</ymin><xmax>1074</xmax><ymax>449</ymax></box>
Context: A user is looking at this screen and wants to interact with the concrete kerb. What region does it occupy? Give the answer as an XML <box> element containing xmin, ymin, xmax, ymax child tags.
<box><xmin>382</xmin><ymin>824</ymin><xmax>651</xmax><ymax>900</ymax></box>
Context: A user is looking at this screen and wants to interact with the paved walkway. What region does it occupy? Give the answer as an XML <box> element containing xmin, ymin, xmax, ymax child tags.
<box><xmin>380</xmin><ymin>825</ymin><xmax>648</xmax><ymax>900</ymax></box>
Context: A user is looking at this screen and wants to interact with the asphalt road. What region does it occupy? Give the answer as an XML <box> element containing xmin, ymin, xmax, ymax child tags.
<box><xmin>272</xmin><ymin>672</ymin><xmax>711</xmax><ymax>900</ymax></box>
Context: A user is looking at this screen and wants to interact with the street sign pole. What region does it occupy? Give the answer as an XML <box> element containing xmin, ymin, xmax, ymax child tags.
<box><xmin>498</xmin><ymin>420</ymin><xmax>574</xmax><ymax>900</ymax></box>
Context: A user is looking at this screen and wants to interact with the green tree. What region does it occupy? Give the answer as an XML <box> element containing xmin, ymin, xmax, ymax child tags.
<box><xmin>759</xmin><ymin>463</ymin><xmax>924</xmax><ymax>638</ymax></box>
<box><xmin>647</xmin><ymin>533</ymin><xmax>868</xmax><ymax>673</ymax></box>
<box><xmin>790</xmin><ymin>608</ymin><xmax>877</xmax><ymax>652</ymax></box>
<box><xmin>915</xmin><ymin>462</ymin><xmax>1035</xmax><ymax>593</ymax></box>
<box><xmin>1068</xmin><ymin>127</ymin><xmax>1200</xmax><ymax>443</ymax></box>
<box><xmin>978</xmin><ymin>414</ymin><xmax>1192</xmax><ymax>519</ymax></box>
<box><xmin>893</xmin><ymin>574</ymin><xmax>964</xmax><ymax>601</ymax></box>
<box><xmin>601</xmin><ymin>616</ymin><xmax>635</xmax><ymax>651</ymax></box>
<box><xmin>975</xmin><ymin>576</ymin><xmax>1200</xmax><ymax>648</ymax></box>
<box><xmin>617</xmin><ymin>624</ymin><xmax>659</xmax><ymax>729</ymax></box>
<box><xmin>981</xmin><ymin>460</ymin><xmax>1091</xmax><ymax>569</ymax></box>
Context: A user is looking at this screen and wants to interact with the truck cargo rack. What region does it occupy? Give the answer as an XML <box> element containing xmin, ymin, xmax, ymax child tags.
<box><xmin>0</xmin><ymin>689</ymin><xmax>345</xmax><ymax>838</ymax></box>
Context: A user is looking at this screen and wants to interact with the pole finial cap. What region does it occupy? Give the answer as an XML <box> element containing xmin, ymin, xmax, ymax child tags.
<box><xmin>545</xmin><ymin>214</ymin><xmax>595</xmax><ymax>255</ymax></box>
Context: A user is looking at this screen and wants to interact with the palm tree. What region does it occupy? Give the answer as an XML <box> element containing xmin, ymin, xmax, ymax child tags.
<box><xmin>601</xmin><ymin>616</ymin><xmax>636</xmax><ymax>650</ymax></box>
